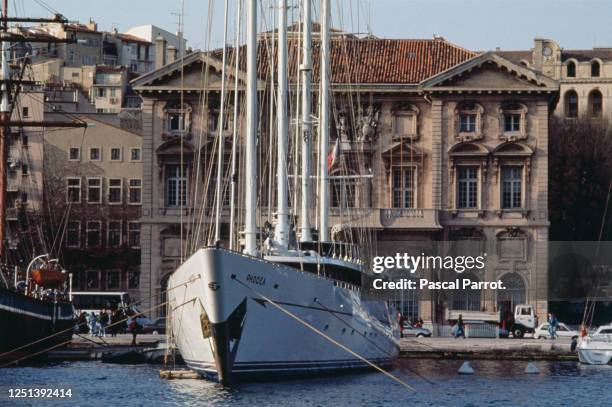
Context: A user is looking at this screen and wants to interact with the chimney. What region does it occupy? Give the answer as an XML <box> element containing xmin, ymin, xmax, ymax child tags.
<box><xmin>167</xmin><ymin>45</ymin><xmax>178</xmax><ymax>63</ymax></box>
<box><xmin>86</xmin><ymin>18</ymin><xmax>97</xmax><ymax>32</ymax></box>
<box><xmin>155</xmin><ymin>36</ymin><xmax>167</xmax><ymax>69</ymax></box>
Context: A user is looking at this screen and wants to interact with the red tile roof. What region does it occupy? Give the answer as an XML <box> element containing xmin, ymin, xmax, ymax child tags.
<box><xmin>216</xmin><ymin>36</ymin><xmax>477</xmax><ymax>84</ymax></box>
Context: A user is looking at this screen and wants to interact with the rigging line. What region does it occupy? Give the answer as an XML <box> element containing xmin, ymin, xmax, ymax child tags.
<box><xmin>0</xmin><ymin>274</ymin><xmax>200</xmax><ymax>360</ymax></box>
<box><xmin>314</xmin><ymin>300</ymin><xmax>436</xmax><ymax>386</ymax></box>
<box><xmin>231</xmin><ymin>274</ymin><xmax>416</xmax><ymax>392</ymax></box>
<box><xmin>0</xmin><ymin>300</ymin><xmax>170</xmax><ymax>368</ymax></box>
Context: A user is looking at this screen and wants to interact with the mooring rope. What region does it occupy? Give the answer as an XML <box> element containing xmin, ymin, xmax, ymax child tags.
<box><xmin>231</xmin><ymin>275</ymin><xmax>416</xmax><ymax>393</ymax></box>
<box><xmin>0</xmin><ymin>274</ymin><xmax>199</xmax><ymax>363</ymax></box>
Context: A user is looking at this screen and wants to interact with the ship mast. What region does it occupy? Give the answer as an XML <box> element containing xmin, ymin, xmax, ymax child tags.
<box><xmin>318</xmin><ymin>0</ymin><xmax>330</xmax><ymax>242</ymax></box>
<box><xmin>299</xmin><ymin>0</ymin><xmax>312</xmax><ymax>243</ymax></box>
<box><xmin>273</xmin><ymin>0</ymin><xmax>289</xmax><ymax>249</ymax></box>
<box><xmin>244</xmin><ymin>0</ymin><xmax>258</xmax><ymax>256</ymax></box>
<box><xmin>0</xmin><ymin>0</ymin><xmax>10</xmax><ymax>260</ymax></box>
<box><xmin>0</xmin><ymin>3</ymin><xmax>86</xmax><ymax>261</ymax></box>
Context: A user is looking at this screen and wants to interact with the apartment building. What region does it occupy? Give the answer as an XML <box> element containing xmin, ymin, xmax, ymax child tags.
<box><xmin>43</xmin><ymin>114</ymin><xmax>143</xmax><ymax>297</ymax></box>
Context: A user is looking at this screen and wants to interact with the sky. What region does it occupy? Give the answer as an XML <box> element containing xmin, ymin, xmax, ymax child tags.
<box><xmin>14</xmin><ymin>0</ymin><xmax>612</xmax><ymax>51</ymax></box>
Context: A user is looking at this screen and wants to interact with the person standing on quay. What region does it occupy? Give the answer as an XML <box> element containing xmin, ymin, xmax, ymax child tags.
<box><xmin>454</xmin><ymin>314</ymin><xmax>466</xmax><ymax>339</ymax></box>
<box><xmin>128</xmin><ymin>317</ymin><xmax>139</xmax><ymax>345</ymax></box>
<box><xmin>548</xmin><ymin>313</ymin><xmax>558</xmax><ymax>339</ymax></box>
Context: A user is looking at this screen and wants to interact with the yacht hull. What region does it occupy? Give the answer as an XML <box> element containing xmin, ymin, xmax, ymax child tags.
<box><xmin>577</xmin><ymin>338</ymin><xmax>612</xmax><ymax>365</ymax></box>
<box><xmin>168</xmin><ymin>247</ymin><xmax>399</xmax><ymax>383</ymax></box>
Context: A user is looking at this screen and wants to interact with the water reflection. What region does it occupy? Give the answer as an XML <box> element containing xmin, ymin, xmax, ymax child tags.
<box><xmin>0</xmin><ymin>360</ymin><xmax>609</xmax><ymax>406</ymax></box>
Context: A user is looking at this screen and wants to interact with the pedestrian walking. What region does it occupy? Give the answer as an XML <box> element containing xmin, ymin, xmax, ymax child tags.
<box><xmin>454</xmin><ymin>314</ymin><xmax>466</xmax><ymax>339</ymax></box>
<box><xmin>128</xmin><ymin>317</ymin><xmax>139</xmax><ymax>345</ymax></box>
<box><xmin>548</xmin><ymin>313</ymin><xmax>559</xmax><ymax>339</ymax></box>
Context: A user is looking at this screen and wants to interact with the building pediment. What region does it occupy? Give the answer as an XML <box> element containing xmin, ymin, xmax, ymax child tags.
<box><xmin>420</xmin><ymin>52</ymin><xmax>558</xmax><ymax>92</ymax></box>
<box><xmin>131</xmin><ymin>51</ymin><xmax>263</xmax><ymax>92</ymax></box>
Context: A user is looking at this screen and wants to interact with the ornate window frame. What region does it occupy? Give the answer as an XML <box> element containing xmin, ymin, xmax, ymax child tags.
<box><xmin>382</xmin><ymin>142</ymin><xmax>424</xmax><ymax>209</ymax></box>
<box><xmin>448</xmin><ymin>142</ymin><xmax>490</xmax><ymax>217</ymax></box>
<box><xmin>491</xmin><ymin>142</ymin><xmax>534</xmax><ymax>218</ymax></box>
<box><xmin>390</xmin><ymin>102</ymin><xmax>419</xmax><ymax>141</ymax></box>
<box><xmin>454</xmin><ymin>101</ymin><xmax>485</xmax><ymax>142</ymax></box>
<box><xmin>162</xmin><ymin>101</ymin><xmax>192</xmax><ymax>139</ymax></box>
<box><xmin>498</xmin><ymin>102</ymin><xmax>528</xmax><ymax>142</ymax></box>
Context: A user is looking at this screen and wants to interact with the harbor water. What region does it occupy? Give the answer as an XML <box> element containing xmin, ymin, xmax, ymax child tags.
<box><xmin>1</xmin><ymin>359</ymin><xmax>610</xmax><ymax>406</ymax></box>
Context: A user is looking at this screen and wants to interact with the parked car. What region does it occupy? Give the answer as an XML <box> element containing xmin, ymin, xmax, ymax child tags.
<box><xmin>142</xmin><ymin>317</ymin><xmax>166</xmax><ymax>335</ymax></box>
<box><xmin>534</xmin><ymin>322</ymin><xmax>578</xmax><ymax>339</ymax></box>
<box><xmin>401</xmin><ymin>323</ymin><xmax>431</xmax><ymax>338</ymax></box>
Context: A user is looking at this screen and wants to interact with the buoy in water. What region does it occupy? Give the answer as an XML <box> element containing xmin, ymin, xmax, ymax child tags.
<box><xmin>525</xmin><ymin>362</ymin><xmax>539</xmax><ymax>374</ymax></box>
<box><xmin>458</xmin><ymin>361</ymin><xmax>474</xmax><ymax>374</ymax></box>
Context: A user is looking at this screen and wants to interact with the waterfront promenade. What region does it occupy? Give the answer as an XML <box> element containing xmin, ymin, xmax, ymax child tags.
<box><xmin>400</xmin><ymin>337</ymin><xmax>576</xmax><ymax>360</ymax></box>
<box><xmin>47</xmin><ymin>334</ymin><xmax>577</xmax><ymax>362</ymax></box>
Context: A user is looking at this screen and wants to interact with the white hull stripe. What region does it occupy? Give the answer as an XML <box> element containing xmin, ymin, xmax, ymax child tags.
<box><xmin>0</xmin><ymin>303</ymin><xmax>53</xmax><ymax>320</ymax></box>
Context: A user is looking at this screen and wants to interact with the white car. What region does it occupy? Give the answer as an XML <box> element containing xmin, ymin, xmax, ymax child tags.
<box><xmin>534</xmin><ymin>322</ymin><xmax>578</xmax><ymax>339</ymax></box>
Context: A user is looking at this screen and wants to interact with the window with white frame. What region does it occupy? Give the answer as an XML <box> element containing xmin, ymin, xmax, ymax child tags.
<box><xmin>87</xmin><ymin>178</ymin><xmax>101</xmax><ymax>203</ymax></box>
<box><xmin>86</xmin><ymin>221</ymin><xmax>101</xmax><ymax>247</ymax></box>
<box><xmin>165</xmin><ymin>165</ymin><xmax>188</xmax><ymax>207</ymax></box>
<box><xmin>110</xmin><ymin>147</ymin><xmax>121</xmax><ymax>161</ymax></box>
<box><xmin>67</xmin><ymin>177</ymin><xmax>81</xmax><ymax>203</ymax></box>
<box><xmin>89</xmin><ymin>147</ymin><xmax>101</xmax><ymax>161</ymax></box>
<box><xmin>330</xmin><ymin>174</ymin><xmax>357</xmax><ymax>208</ymax></box>
<box><xmin>106</xmin><ymin>270</ymin><xmax>120</xmax><ymax>289</ymax></box>
<box><xmin>69</xmin><ymin>147</ymin><xmax>80</xmax><ymax>161</ymax></box>
<box><xmin>456</xmin><ymin>166</ymin><xmax>479</xmax><ymax>209</ymax></box>
<box><xmin>460</xmin><ymin>114</ymin><xmax>477</xmax><ymax>132</ymax></box>
<box><xmin>128</xmin><ymin>179</ymin><xmax>142</xmax><ymax>204</ymax></box>
<box><xmin>66</xmin><ymin>221</ymin><xmax>80</xmax><ymax>248</ymax></box>
<box><xmin>128</xmin><ymin>222</ymin><xmax>140</xmax><ymax>248</ymax></box>
<box><xmin>130</xmin><ymin>148</ymin><xmax>141</xmax><ymax>161</ymax></box>
<box><xmin>107</xmin><ymin>220</ymin><xmax>122</xmax><ymax>247</ymax></box>
<box><xmin>503</xmin><ymin>113</ymin><xmax>521</xmax><ymax>132</ymax></box>
<box><xmin>108</xmin><ymin>178</ymin><xmax>122</xmax><ymax>204</ymax></box>
<box><xmin>501</xmin><ymin>166</ymin><xmax>523</xmax><ymax>209</ymax></box>
<box><xmin>392</xmin><ymin>166</ymin><xmax>416</xmax><ymax>208</ymax></box>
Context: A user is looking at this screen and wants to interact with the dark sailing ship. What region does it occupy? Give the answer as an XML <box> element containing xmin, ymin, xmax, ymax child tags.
<box><xmin>0</xmin><ymin>3</ymin><xmax>86</xmax><ymax>365</ymax></box>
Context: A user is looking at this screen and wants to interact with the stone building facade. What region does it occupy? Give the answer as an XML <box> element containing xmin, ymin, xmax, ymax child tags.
<box><xmin>500</xmin><ymin>38</ymin><xmax>612</xmax><ymax>119</ymax></box>
<box><xmin>132</xmin><ymin>35</ymin><xmax>558</xmax><ymax>325</ymax></box>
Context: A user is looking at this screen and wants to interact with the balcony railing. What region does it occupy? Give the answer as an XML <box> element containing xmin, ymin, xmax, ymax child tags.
<box><xmin>328</xmin><ymin>207</ymin><xmax>441</xmax><ymax>230</ymax></box>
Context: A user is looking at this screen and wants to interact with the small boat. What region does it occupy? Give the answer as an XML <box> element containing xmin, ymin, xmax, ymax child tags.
<box><xmin>577</xmin><ymin>324</ymin><xmax>612</xmax><ymax>365</ymax></box>
<box><xmin>143</xmin><ymin>341</ymin><xmax>183</xmax><ymax>364</ymax></box>
<box><xmin>101</xmin><ymin>349</ymin><xmax>145</xmax><ymax>365</ymax></box>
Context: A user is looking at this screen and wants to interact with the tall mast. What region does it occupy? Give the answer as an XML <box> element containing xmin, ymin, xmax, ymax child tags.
<box><xmin>244</xmin><ymin>0</ymin><xmax>258</xmax><ymax>256</ymax></box>
<box><xmin>273</xmin><ymin>0</ymin><xmax>289</xmax><ymax>248</ymax></box>
<box><xmin>0</xmin><ymin>0</ymin><xmax>10</xmax><ymax>260</ymax></box>
<box><xmin>229</xmin><ymin>0</ymin><xmax>241</xmax><ymax>251</ymax></box>
<box><xmin>318</xmin><ymin>0</ymin><xmax>330</xmax><ymax>242</ymax></box>
<box><xmin>213</xmin><ymin>0</ymin><xmax>230</xmax><ymax>244</ymax></box>
<box><xmin>299</xmin><ymin>0</ymin><xmax>312</xmax><ymax>242</ymax></box>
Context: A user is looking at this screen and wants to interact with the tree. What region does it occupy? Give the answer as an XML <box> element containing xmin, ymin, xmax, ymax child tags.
<box><xmin>549</xmin><ymin>117</ymin><xmax>612</xmax><ymax>241</ymax></box>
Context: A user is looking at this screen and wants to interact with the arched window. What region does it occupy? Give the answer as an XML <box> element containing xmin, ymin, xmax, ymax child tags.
<box><xmin>589</xmin><ymin>89</ymin><xmax>603</xmax><ymax>118</ymax></box>
<box><xmin>496</xmin><ymin>273</ymin><xmax>526</xmax><ymax>315</ymax></box>
<box><xmin>565</xmin><ymin>90</ymin><xmax>578</xmax><ymax>118</ymax></box>
<box><xmin>591</xmin><ymin>60</ymin><xmax>601</xmax><ymax>77</ymax></box>
<box><xmin>566</xmin><ymin>61</ymin><xmax>576</xmax><ymax>78</ymax></box>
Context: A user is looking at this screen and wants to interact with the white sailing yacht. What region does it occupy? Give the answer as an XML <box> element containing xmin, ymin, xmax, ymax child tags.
<box><xmin>168</xmin><ymin>0</ymin><xmax>399</xmax><ymax>383</ymax></box>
